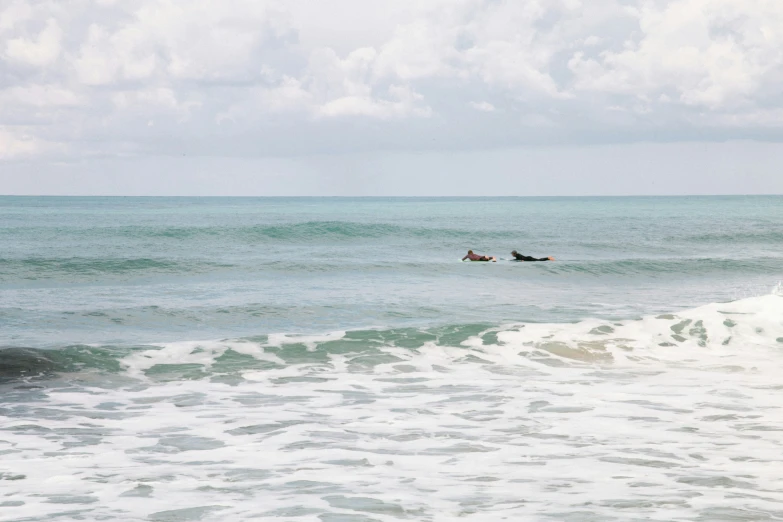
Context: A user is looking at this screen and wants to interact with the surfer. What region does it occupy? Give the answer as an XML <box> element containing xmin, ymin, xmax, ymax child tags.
<box><xmin>462</xmin><ymin>250</ymin><xmax>496</xmax><ymax>262</ymax></box>
<box><xmin>511</xmin><ymin>250</ymin><xmax>555</xmax><ymax>261</ymax></box>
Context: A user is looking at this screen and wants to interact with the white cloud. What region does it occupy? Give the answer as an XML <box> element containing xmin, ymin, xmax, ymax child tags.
<box><xmin>74</xmin><ymin>24</ymin><xmax>158</xmax><ymax>85</ymax></box>
<box><xmin>0</xmin><ymin>84</ymin><xmax>82</xmax><ymax>107</ymax></box>
<box><xmin>216</xmin><ymin>74</ymin><xmax>314</xmax><ymax>124</ymax></box>
<box><xmin>0</xmin><ymin>127</ymin><xmax>49</xmax><ymax>159</ymax></box>
<box><xmin>71</xmin><ymin>0</ymin><xmax>295</xmax><ymax>85</ymax></box>
<box><xmin>2</xmin><ymin>0</ymin><xmax>783</xmax><ymax>164</ymax></box>
<box><xmin>568</xmin><ymin>0</ymin><xmax>783</xmax><ymax>109</ymax></box>
<box><xmin>583</xmin><ymin>36</ymin><xmax>602</xmax><ymax>47</ymax></box>
<box><xmin>470</xmin><ymin>101</ymin><xmax>496</xmax><ymax>112</ymax></box>
<box><xmin>135</xmin><ymin>0</ymin><xmax>294</xmax><ymax>82</ymax></box>
<box><xmin>111</xmin><ymin>88</ymin><xmax>193</xmax><ymax>112</ymax></box>
<box><xmin>0</xmin><ymin>0</ymin><xmax>33</xmax><ymax>33</ymax></box>
<box><xmin>373</xmin><ymin>18</ymin><xmax>460</xmax><ymax>81</ymax></box>
<box><xmin>4</xmin><ymin>17</ymin><xmax>61</xmax><ymax>67</ymax></box>
<box><xmin>255</xmin><ymin>76</ymin><xmax>314</xmax><ymax>113</ymax></box>
<box><xmin>370</xmin><ymin>0</ymin><xmax>570</xmax><ymax>96</ymax></box>
<box><xmin>305</xmin><ymin>47</ymin><xmax>432</xmax><ymax>118</ymax></box>
<box><xmin>318</xmin><ymin>84</ymin><xmax>431</xmax><ymax>119</ymax></box>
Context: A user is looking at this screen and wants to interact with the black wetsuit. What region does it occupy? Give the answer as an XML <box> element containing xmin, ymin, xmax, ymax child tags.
<box><xmin>512</xmin><ymin>253</ymin><xmax>549</xmax><ymax>261</ymax></box>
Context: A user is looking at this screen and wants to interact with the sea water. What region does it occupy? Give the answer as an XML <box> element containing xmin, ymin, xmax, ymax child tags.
<box><xmin>1</xmin><ymin>196</ymin><xmax>782</xmax><ymax>521</ymax></box>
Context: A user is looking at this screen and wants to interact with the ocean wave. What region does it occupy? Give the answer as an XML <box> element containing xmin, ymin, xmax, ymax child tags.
<box><xmin>0</xmin><ymin>345</ymin><xmax>125</xmax><ymax>383</ymax></box>
<box><xmin>0</xmin><ymin>221</ymin><xmax>528</xmax><ymax>242</ymax></box>
<box><xmin>3</xmin><ymin>293</ymin><xmax>781</xmax><ymax>384</ymax></box>
<box><xmin>671</xmin><ymin>230</ymin><xmax>783</xmax><ymax>244</ymax></box>
<box><xmin>5</xmin><ymin>222</ymin><xmax>782</xmax><ymax>246</ymax></box>
<box><xmin>0</xmin><ymin>257</ymin><xmax>234</xmax><ymax>280</ymax></box>
<box><xmin>188</xmin><ymin>256</ymin><xmax>783</xmax><ymax>278</ymax></box>
<box><xmin>537</xmin><ymin>257</ymin><xmax>783</xmax><ymax>276</ymax></box>
<box><xmin>3</xmin><ymin>255</ymin><xmax>778</xmax><ymax>282</ymax></box>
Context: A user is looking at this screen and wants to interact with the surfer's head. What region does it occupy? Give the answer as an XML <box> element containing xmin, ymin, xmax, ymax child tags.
<box><xmin>511</xmin><ymin>250</ymin><xmax>518</xmax><ymax>256</ymax></box>
<box><xmin>468</xmin><ymin>250</ymin><xmax>474</xmax><ymax>255</ymax></box>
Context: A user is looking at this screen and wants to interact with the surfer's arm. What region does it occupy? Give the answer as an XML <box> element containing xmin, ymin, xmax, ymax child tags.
<box><xmin>461</xmin><ymin>255</ymin><xmax>469</xmax><ymax>261</ymax></box>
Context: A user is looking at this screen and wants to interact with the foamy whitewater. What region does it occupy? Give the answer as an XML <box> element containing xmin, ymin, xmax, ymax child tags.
<box><xmin>1</xmin><ymin>196</ymin><xmax>782</xmax><ymax>521</ymax></box>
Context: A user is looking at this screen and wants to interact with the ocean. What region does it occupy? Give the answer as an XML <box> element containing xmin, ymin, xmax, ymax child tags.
<box><xmin>1</xmin><ymin>195</ymin><xmax>782</xmax><ymax>521</ymax></box>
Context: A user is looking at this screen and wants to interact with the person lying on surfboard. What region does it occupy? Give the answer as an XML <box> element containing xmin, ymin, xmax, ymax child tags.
<box><xmin>511</xmin><ymin>250</ymin><xmax>555</xmax><ymax>262</ymax></box>
<box><xmin>462</xmin><ymin>250</ymin><xmax>496</xmax><ymax>262</ymax></box>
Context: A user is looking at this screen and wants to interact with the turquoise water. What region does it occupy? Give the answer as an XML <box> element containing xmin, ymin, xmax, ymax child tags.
<box><xmin>2</xmin><ymin>196</ymin><xmax>780</xmax><ymax>346</ymax></box>
<box><xmin>1</xmin><ymin>196</ymin><xmax>782</xmax><ymax>521</ymax></box>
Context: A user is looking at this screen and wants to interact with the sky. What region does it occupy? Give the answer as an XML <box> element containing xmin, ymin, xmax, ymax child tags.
<box><xmin>1</xmin><ymin>0</ymin><xmax>782</xmax><ymax>196</ymax></box>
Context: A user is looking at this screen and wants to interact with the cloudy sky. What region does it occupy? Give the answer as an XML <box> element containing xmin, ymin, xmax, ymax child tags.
<box><xmin>1</xmin><ymin>0</ymin><xmax>782</xmax><ymax>195</ymax></box>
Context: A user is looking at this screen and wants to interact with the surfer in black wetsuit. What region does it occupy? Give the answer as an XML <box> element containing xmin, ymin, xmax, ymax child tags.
<box><xmin>511</xmin><ymin>250</ymin><xmax>555</xmax><ymax>262</ymax></box>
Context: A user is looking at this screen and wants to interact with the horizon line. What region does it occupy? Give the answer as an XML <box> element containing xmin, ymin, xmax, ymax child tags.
<box><xmin>1</xmin><ymin>194</ymin><xmax>781</xmax><ymax>198</ymax></box>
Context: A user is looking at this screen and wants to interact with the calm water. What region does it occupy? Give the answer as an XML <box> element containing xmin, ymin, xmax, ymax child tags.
<box><xmin>1</xmin><ymin>196</ymin><xmax>782</xmax><ymax>521</ymax></box>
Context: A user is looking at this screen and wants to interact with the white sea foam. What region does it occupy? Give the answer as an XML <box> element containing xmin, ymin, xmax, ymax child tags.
<box><xmin>2</xmin><ymin>295</ymin><xmax>783</xmax><ymax>521</ymax></box>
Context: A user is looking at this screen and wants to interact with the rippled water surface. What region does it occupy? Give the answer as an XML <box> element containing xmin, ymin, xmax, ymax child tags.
<box><xmin>1</xmin><ymin>196</ymin><xmax>782</xmax><ymax>521</ymax></box>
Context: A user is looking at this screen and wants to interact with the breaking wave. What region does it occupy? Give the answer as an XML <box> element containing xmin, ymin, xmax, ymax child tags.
<box><xmin>3</xmin><ymin>293</ymin><xmax>781</xmax><ymax>384</ymax></box>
